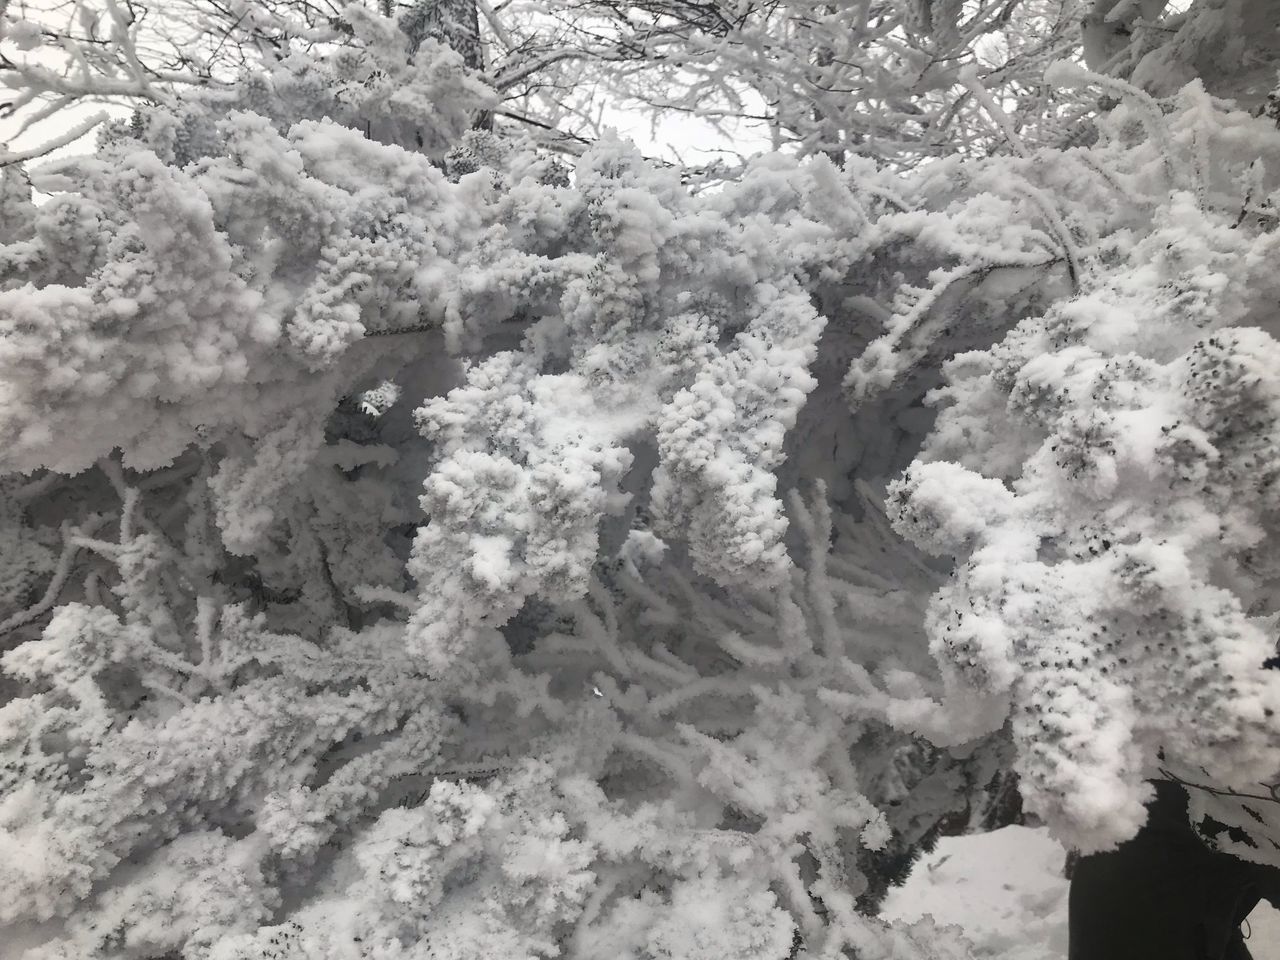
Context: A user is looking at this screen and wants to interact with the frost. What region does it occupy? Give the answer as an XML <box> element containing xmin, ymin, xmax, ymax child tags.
<box><xmin>4</xmin><ymin>5</ymin><xmax>1280</xmax><ymax>958</ymax></box>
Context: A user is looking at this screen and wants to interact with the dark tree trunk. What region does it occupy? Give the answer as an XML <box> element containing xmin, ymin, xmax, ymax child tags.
<box><xmin>401</xmin><ymin>0</ymin><xmax>492</xmax><ymax>129</ymax></box>
<box><xmin>1068</xmin><ymin>781</ymin><xmax>1280</xmax><ymax>960</ymax></box>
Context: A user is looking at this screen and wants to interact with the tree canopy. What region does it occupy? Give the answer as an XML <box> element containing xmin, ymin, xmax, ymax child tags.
<box><xmin>1</xmin><ymin>1</ymin><xmax>1279</xmax><ymax>958</ymax></box>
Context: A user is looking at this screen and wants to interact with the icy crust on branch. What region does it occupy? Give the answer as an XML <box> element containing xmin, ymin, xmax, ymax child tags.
<box><xmin>887</xmin><ymin>83</ymin><xmax>1280</xmax><ymax>855</ymax></box>
<box><xmin>0</xmin><ymin>18</ymin><xmax>494</xmax><ymax>478</ymax></box>
<box><xmin>0</xmin><ymin>27</ymin><xmax>1018</xmax><ymax>957</ymax></box>
<box><xmin>0</xmin><ymin>109</ymin><xmax>491</xmax><ymax>476</ymax></box>
<box><xmin>16</xmin><ymin>13</ymin><xmax>1280</xmax><ymax>956</ymax></box>
<box><xmin>206</xmin><ymin>768</ymin><xmax>597</xmax><ymax>960</ymax></box>
<box><xmin>653</xmin><ymin>280</ymin><xmax>825</xmax><ymax>587</ymax></box>
<box><xmin>495</xmin><ymin>485</ymin><xmax>996</xmax><ymax>960</ymax></box>
<box><xmin>408</xmin><ymin>355</ymin><xmax>637</xmax><ymax>673</ymax></box>
<box><xmin>401</xmin><ymin>148</ymin><xmax>870</xmax><ymax>669</ymax></box>
<box><xmin>141</xmin><ymin>4</ymin><xmax>495</xmax><ymax>161</ymax></box>
<box><xmin>205</xmin><ymin>758</ymin><xmax>970</xmax><ymax>960</ymax></box>
<box><xmin>1</xmin><ymin>583</ymin><xmax>447</xmax><ymax>925</ymax></box>
<box><xmin>1083</xmin><ymin>0</ymin><xmax>1280</xmax><ymax>112</ymax></box>
<box><xmin>404</xmin><ymin>144</ymin><xmax>1088</xmax><ymax>671</ymax></box>
<box><xmin>188</xmin><ymin>486</ymin><xmax>985</xmax><ymax>960</ymax></box>
<box><xmin>0</xmin><ymin>474</ymin><xmax>992</xmax><ymax>960</ymax></box>
<box><xmin>0</xmin><ymin>451</ymin><xmax>454</xmax><ymax>947</ymax></box>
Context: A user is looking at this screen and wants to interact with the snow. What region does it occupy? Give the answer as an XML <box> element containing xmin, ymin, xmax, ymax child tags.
<box><xmin>1250</xmin><ymin>903</ymin><xmax>1280</xmax><ymax>959</ymax></box>
<box><xmin>881</xmin><ymin>826</ymin><xmax>1068</xmax><ymax>959</ymax></box>
<box><xmin>880</xmin><ymin>825</ymin><xmax>1280</xmax><ymax>960</ymax></box>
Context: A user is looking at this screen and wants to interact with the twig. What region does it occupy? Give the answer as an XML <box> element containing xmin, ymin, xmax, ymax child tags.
<box><xmin>0</xmin><ymin>110</ymin><xmax>108</xmax><ymax>167</ymax></box>
<box><xmin>0</xmin><ymin>515</ymin><xmax>108</xmax><ymax>636</ymax></box>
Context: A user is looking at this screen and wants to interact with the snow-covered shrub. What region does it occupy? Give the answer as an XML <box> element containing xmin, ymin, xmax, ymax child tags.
<box><xmin>883</xmin><ymin>71</ymin><xmax>1280</xmax><ymax>857</ymax></box>
<box><xmin>4</xmin><ymin>4</ymin><xmax>1280</xmax><ymax>958</ymax></box>
<box><xmin>0</xmin><ymin>14</ymin><xmax>1004</xmax><ymax>953</ymax></box>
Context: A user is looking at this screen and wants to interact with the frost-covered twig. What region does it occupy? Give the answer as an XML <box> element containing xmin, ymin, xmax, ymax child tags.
<box><xmin>0</xmin><ymin>516</ymin><xmax>106</xmax><ymax>636</ymax></box>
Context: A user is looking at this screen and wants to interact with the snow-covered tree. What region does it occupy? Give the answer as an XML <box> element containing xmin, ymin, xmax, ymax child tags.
<box><xmin>2</xmin><ymin>0</ymin><xmax>1095</xmax><ymax>166</ymax></box>
<box><xmin>3</xmin><ymin>1</ymin><xmax>1280</xmax><ymax>958</ymax></box>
